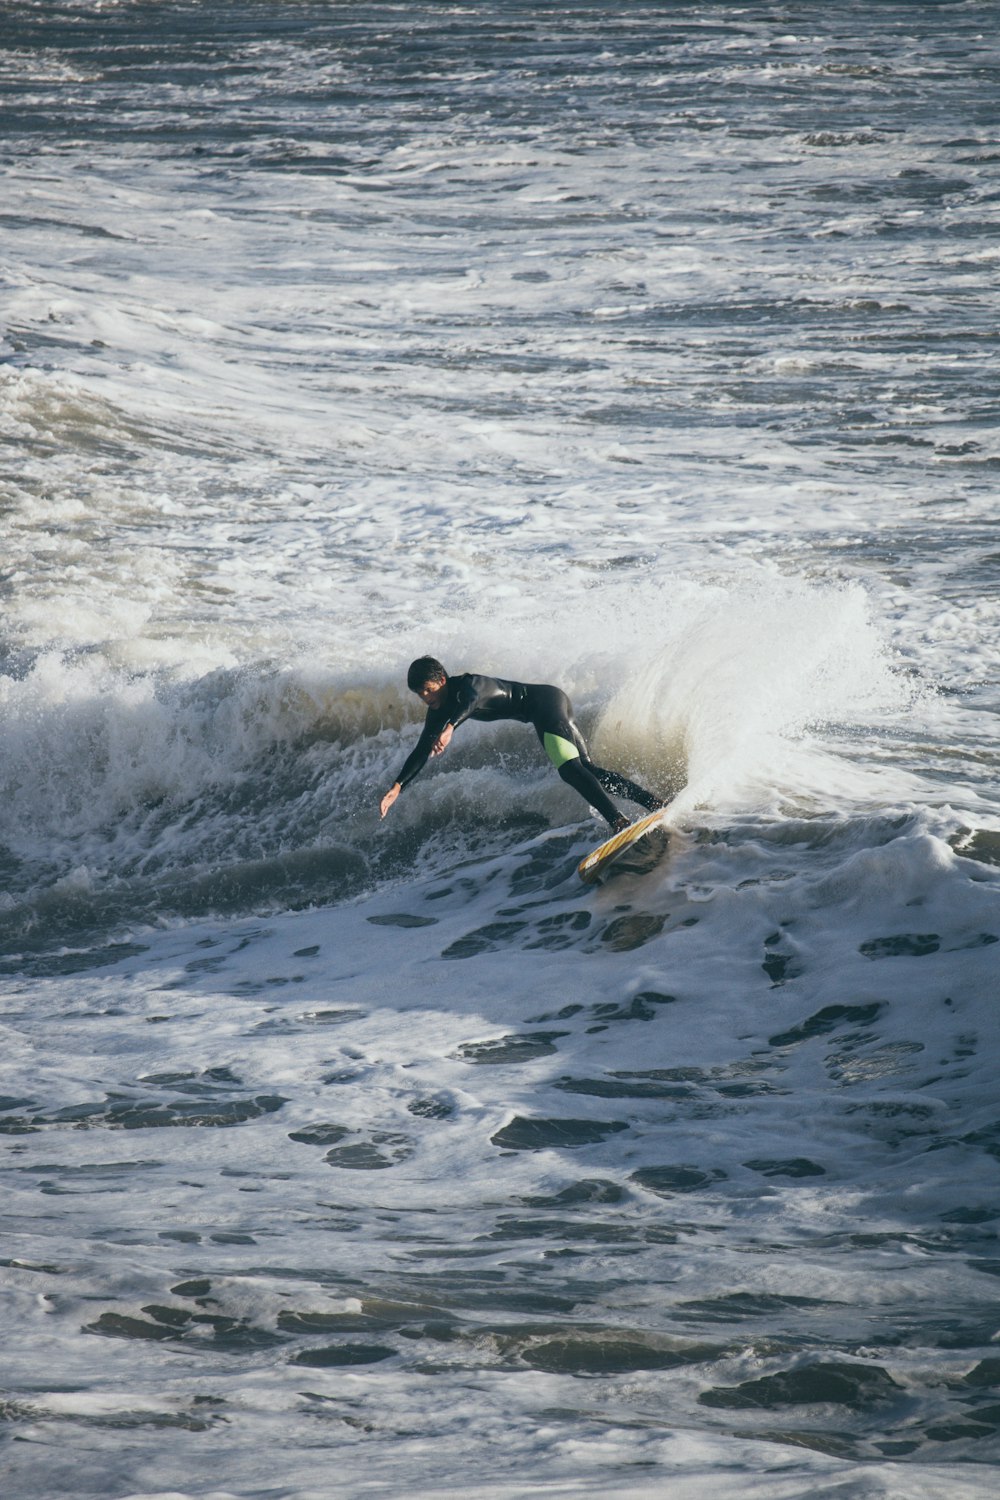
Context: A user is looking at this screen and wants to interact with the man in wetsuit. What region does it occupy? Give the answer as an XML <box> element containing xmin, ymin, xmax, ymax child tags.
<box><xmin>379</xmin><ymin>656</ymin><xmax>662</xmax><ymax>831</ymax></box>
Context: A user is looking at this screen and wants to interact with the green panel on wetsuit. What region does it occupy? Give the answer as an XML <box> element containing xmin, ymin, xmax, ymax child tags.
<box><xmin>543</xmin><ymin>732</ymin><xmax>580</xmax><ymax>768</ymax></box>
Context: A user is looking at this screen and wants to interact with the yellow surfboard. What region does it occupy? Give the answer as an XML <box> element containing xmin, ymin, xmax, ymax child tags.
<box><xmin>577</xmin><ymin>809</ymin><xmax>669</xmax><ymax>885</ymax></box>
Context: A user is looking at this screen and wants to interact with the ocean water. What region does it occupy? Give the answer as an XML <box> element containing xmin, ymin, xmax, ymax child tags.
<box><xmin>2</xmin><ymin>2</ymin><xmax>1000</xmax><ymax>1496</ymax></box>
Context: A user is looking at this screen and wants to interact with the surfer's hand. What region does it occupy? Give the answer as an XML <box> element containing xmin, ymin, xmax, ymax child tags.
<box><xmin>431</xmin><ymin>723</ymin><xmax>454</xmax><ymax>756</ymax></box>
<box><xmin>380</xmin><ymin>784</ymin><xmax>401</xmax><ymax>818</ymax></box>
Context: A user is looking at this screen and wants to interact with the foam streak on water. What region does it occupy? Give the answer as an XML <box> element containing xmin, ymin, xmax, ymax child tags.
<box><xmin>2</xmin><ymin>4</ymin><xmax>1000</xmax><ymax>1497</ymax></box>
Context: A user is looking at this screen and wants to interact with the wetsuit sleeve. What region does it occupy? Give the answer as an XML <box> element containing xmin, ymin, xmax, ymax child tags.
<box><xmin>395</xmin><ymin>711</ymin><xmax>447</xmax><ymax>790</ymax></box>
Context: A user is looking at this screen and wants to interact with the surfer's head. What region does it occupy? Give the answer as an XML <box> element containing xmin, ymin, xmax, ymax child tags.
<box><xmin>407</xmin><ymin>656</ymin><xmax>447</xmax><ymax>707</ymax></box>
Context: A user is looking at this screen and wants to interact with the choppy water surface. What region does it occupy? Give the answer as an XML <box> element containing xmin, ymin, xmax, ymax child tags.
<box><xmin>2</xmin><ymin>3</ymin><xmax>1000</xmax><ymax>1497</ymax></box>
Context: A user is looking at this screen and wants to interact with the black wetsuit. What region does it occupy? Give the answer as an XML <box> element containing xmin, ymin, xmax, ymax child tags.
<box><xmin>395</xmin><ymin>673</ymin><xmax>659</xmax><ymax>827</ymax></box>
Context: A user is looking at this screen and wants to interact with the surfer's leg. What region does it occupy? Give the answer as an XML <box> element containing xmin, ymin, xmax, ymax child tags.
<box><xmin>556</xmin><ymin>757</ymin><xmax>628</xmax><ymax>828</ymax></box>
<box><xmin>585</xmin><ymin>760</ymin><xmax>662</xmax><ymax>813</ymax></box>
<box><xmin>528</xmin><ymin>687</ymin><xmax>627</xmax><ymax>828</ymax></box>
<box><xmin>527</xmin><ymin>686</ymin><xmax>661</xmax><ymax>817</ymax></box>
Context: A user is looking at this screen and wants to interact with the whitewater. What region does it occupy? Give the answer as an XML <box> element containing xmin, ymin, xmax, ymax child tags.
<box><xmin>2</xmin><ymin>2</ymin><xmax>999</xmax><ymax>1497</ymax></box>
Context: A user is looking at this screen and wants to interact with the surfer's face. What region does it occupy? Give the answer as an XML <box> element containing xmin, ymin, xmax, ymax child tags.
<box><xmin>416</xmin><ymin>677</ymin><xmax>446</xmax><ymax>709</ymax></box>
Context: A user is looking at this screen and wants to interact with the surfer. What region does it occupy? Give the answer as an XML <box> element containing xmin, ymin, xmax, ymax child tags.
<box><xmin>379</xmin><ymin>656</ymin><xmax>662</xmax><ymax>831</ymax></box>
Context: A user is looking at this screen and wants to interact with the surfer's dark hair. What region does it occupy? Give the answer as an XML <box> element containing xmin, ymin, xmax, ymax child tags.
<box><xmin>407</xmin><ymin>656</ymin><xmax>447</xmax><ymax>691</ymax></box>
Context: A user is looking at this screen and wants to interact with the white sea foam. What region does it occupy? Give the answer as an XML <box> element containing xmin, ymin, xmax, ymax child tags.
<box><xmin>2</xmin><ymin>3</ymin><xmax>1000</xmax><ymax>1497</ymax></box>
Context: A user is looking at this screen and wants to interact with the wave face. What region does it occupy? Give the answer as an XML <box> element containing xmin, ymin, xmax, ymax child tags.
<box><xmin>2</xmin><ymin>3</ymin><xmax>999</xmax><ymax>1497</ymax></box>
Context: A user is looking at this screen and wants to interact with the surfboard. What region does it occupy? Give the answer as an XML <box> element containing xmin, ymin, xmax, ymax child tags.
<box><xmin>577</xmin><ymin>809</ymin><xmax>669</xmax><ymax>885</ymax></box>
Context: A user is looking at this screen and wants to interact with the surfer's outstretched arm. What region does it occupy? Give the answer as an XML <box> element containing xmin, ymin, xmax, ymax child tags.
<box><xmin>380</xmin><ymin>690</ymin><xmax>452</xmax><ymax>817</ymax></box>
<box><xmin>380</xmin><ymin>723</ymin><xmax>433</xmax><ymax>816</ymax></box>
<box><xmin>380</xmin><ymin>722</ymin><xmax>450</xmax><ymax>817</ymax></box>
<box><xmin>379</xmin><ymin>660</ymin><xmax>451</xmax><ymax>818</ymax></box>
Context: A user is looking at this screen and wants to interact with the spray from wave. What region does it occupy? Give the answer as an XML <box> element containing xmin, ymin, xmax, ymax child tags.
<box><xmin>593</xmin><ymin>575</ymin><xmax>918</xmax><ymax>817</ymax></box>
